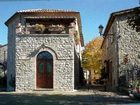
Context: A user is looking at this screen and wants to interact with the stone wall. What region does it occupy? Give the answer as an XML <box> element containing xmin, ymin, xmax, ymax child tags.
<box><xmin>15</xmin><ymin>34</ymin><xmax>75</xmax><ymax>91</ymax></box>
<box><xmin>7</xmin><ymin>21</ymin><xmax>16</xmax><ymax>91</ymax></box>
<box><xmin>0</xmin><ymin>45</ymin><xmax>7</xmax><ymax>62</ymax></box>
<box><xmin>74</xmin><ymin>50</ymin><xmax>80</xmax><ymax>88</ymax></box>
<box><xmin>102</xmin><ymin>20</ymin><xmax>119</xmax><ymax>89</ymax></box>
<box><xmin>104</xmin><ymin>14</ymin><xmax>140</xmax><ymax>89</ymax></box>
<box><xmin>116</xmin><ymin>15</ymin><xmax>140</xmax><ymax>82</ymax></box>
<box><xmin>6</xmin><ymin>10</ymin><xmax>83</xmax><ymax>92</ymax></box>
<box><xmin>107</xmin><ymin>21</ymin><xmax>119</xmax><ymax>89</ymax></box>
<box><xmin>102</xmin><ymin>10</ymin><xmax>140</xmax><ymax>90</ymax></box>
<box><xmin>55</xmin><ymin>59</ymin><xmax>74</xmax><ymax>91</ymax></box>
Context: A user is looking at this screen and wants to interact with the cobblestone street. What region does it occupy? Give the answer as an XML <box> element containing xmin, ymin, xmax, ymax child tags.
<box><xmin>0</xmin><ymin>89</ymin><xmax>140</xmax><ymax>105</ymax></box>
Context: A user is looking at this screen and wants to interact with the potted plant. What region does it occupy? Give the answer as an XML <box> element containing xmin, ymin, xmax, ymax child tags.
<box><xmin>128</xmin><ymin>79</ymin><xmax>140</xmax><ymax>98</ymax></box>
<box><xmin>47</xmin><ymin>24</ymin><xmax>65</xmax><ymax>34</ymax></box>
<box><xmin>34</xmin><ymin>24</ymin><xmax>46</xmax><ymax>34</ymax></box>
<box><xmin>74</xmin><ymin>31</ymin><xmax>80</xmax><ymax>44</ymax></box>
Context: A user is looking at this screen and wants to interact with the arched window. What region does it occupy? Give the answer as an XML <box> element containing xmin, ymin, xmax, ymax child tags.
<box><xmin>37</xmin><ymin>51</ymin><xmax>53</xmax><ymax>60</ymax></box>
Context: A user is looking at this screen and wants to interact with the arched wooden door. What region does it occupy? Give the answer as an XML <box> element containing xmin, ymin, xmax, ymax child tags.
<box><xmin>36</xmin><ymin>51</ymin><xmax>53</xmax><ymax>88</ymax></box>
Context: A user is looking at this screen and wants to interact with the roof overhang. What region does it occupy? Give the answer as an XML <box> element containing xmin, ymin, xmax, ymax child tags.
<box><xmin>5</xmin><ymin>9</ymin><xmax>84</xmax><ymax>46</ymax></box>
<box><xmin>101</xmin><ymin>7</ymin><xmax>140</xmax><ymax>48</ymax></box>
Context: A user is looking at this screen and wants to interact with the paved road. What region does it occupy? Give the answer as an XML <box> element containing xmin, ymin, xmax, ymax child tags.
<box><xmin>0</xmin><ymin>90</ymin><xmax>140</xmax><ymax>105</ymax></box>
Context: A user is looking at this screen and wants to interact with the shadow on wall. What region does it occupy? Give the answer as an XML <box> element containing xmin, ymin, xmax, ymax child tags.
<box><xmin>118</xmin><ymin>63</ymin><xmax>140</xmax><ymax>94</ymax></box>
<box><xmin>0</xmin><ymin>61</ymin><xmax>7</xmax><ymax>91</ymax></box>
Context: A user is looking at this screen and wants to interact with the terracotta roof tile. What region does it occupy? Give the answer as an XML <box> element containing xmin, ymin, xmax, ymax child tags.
<box><xmin>24</xmin><ymin>16</ymin><xmax>76</xmax><ymax>19</ymax></box>
<box><xmin>5</xmin><ymin>9</ymin><xmax>84</xmax><ymax>46</ymax></box>
<box><xmin>17</xmin><ymin>9</ymin><xmax>78</xmax><ymax>13</ymax></box>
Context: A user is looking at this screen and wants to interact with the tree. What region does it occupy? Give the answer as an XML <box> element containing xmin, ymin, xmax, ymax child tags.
<box><xmin>127</xmin><ymin>7</ymin><xmax>140</xmax><ymax>32</ymax></box>
<box><xmin>82</xmin><ymin>36</ymin><xmax>103</xmax><ymax>83</ymax></box>
<box><xmin>0</xmin><ymin>61</ymin><xmax>7</xmax><ymax>88</ymax></box>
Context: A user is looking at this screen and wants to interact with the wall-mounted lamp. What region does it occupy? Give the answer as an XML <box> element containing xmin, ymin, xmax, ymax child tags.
<box><xmin>98</xmin><ymin>25</ymin><xmax>104</xmax><ymax>35</ymax></box>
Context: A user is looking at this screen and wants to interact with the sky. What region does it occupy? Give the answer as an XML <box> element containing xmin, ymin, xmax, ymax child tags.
<box><xmin>0</xmin><ymin>0</ymin><xmax>139</xmax><ymax>45</ymax></box>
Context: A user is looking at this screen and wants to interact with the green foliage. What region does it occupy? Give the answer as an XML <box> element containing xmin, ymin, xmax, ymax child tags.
<box><xmin>0</xmin><ymin>62</ymin><xmax>7</xmax><ymax>88</ymax></box>
<box><xmin>74</xmin><ymin>31</ymin><xmax>80</xmax><ymax>44</ymax></box>
<box><xmin>127</xmin><ymin>7</ymin><xmax>140</xmax><ymax>32</ymax></box>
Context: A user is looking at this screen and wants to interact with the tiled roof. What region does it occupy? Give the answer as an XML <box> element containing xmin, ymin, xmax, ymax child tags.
<box><xmin>111</xmin><ymin>6</ymin><xmax>140</xmax><ymax>16</ymax></box>
<box><xmin>5</xmin><ymin>9</ymin><xmax>80</xmax><ymax>25</ymax></box>
<box><xmin>24</xmin><ymin>16</ymin><xmax>76</xmax><ymax>19</ymax></box>
<box><xmin>17</xmin><ymin>9</ymin><xmax>78</xmax><ymax>13</ymax></box>
<box><xmin>5</xmin><ymin>9</ymin><xmax>84</xmax><ymax>46</ymax></box>
<box><xmin>104</xmin><ymin>7</ymin><xmax>140</xmax><ymax>36</ymax></box>
<box><xmin>101</xmin><ymin>7</ymin><xmax>140</xmax><ymax>48</ymax></box>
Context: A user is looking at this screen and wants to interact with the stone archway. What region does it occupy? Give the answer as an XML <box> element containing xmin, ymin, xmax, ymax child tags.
<box><xmin>36</xmin><ymin>51</ymin><xmax>53</xmax><ymax>88</ymax></box>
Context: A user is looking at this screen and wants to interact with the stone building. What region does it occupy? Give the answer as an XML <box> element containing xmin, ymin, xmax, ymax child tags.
<box><xmin>5</xmin><ymin>9</ymin><xmax>84</xmax><ymax>91</ymax></box>
<box><xmin>101</xmin><ymin>7</ymin><xmax>140</xmax><ymax>90</ymax></box>
<box><xmin>0</xmin><ymin>45</ymin><xmax>7</xmax><ymax>63</ymax></box>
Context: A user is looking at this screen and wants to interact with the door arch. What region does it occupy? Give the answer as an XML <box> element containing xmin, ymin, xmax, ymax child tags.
<box><xmin>36</xmin><ymin>51</ymin><xmax>53</xmax><ymax>88</ymax></box>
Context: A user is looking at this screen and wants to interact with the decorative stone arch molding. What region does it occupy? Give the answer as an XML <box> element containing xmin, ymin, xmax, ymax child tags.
<box><xmin>36</xmin><ymin>44</ymin><xmax>58</xmax><ymax>60</ymax></box>
<box><xmin>29</xmin><ymin>44</ymin><xmax>58</xmax><ymax>90</ymax></box>
<box><xmin>28</xmin><ymin>44</ymin><xmax>57</xmax><ymax>60</ymax></box>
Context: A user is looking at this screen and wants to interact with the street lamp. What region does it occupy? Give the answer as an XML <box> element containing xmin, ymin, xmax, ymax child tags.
<box><xmin>98</xmin><ymin>25</ymin><xmax>104</xmax><ymax>35</ymax></box>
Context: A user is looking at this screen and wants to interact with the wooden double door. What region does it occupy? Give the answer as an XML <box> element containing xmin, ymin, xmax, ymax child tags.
<box><xmin>36</xmin><ymin>51</ymin><xmax>53</xmax><ymax>88</ymax></box>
